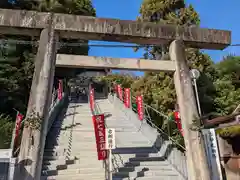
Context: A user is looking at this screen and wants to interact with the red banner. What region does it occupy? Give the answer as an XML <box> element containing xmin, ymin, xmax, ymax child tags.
<box><xmin>114</xmin><ymin>84</ymin><xmax>118</xmax><ymax>93</ymax></box>
<box><xmin>89</xmin><ymin>88</ymin><xmax>95</xmax><ymax>111</ymax></box>
<box><xmin>136</xmin><ymin>95</ymin><xmax>144</xmax><ymax>120</ymax></box>
<box><xmin>15</xmin><ymin>112</ymin><xmax>24</xmax><ymax>142</ymax></box>
<box><xmin>117</xmin><ymin>85</ymin><xmax>123</xmax><ymax>101</ymax></box>
<box><xmin>92</xmin><ymin>114</ymin><xmax>107</xmax><ymax>160</ymax></box>
<box><xmin>57</xmin><ymin>80</ymin><xmax>63</xmax><ymax>100</ymax></box>
<box><xmin>174</xmin><ymin>111</ymin><xmax>183</xmax><ymax>136</ymax></box>
<box><xmin>124</xmin><ymin>88</ymin><xmax>130</xmax><ymax>108</ymax></box>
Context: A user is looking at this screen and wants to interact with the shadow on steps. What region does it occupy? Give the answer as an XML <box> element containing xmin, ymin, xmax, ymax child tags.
<box><xmin>111</xmin><ymin>135</ymin><xmax>177</xmax><ymax>180</ymax></box>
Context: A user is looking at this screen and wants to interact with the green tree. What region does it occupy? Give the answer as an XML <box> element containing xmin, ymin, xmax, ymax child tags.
<box><xmin>0</xmin><ymin>114</ymin><xmax>14</xmax><ymax>149</ymax></box>
<box><xmin>213</xmin><ymin>56</ymin><xmax>240</xmax><ymax>115</ymax></box>
<box><xmin>98</xmin><ymin>73</ymin><xmax>136</xmax><ymax>88</ymax></box>
<box><xmin>135</xmin><ymin>0</ymin><xmax>217</xmax><ymax>116</ymax></box>
<box><xmin>101</xmin><ymin>0</ymin><xmax>219</xmax><ymax>147</ymax></box>
<box><xmin>0</xmin><ymin>0</ymin><xmax>96</xmax><ymax>148</ymax></box>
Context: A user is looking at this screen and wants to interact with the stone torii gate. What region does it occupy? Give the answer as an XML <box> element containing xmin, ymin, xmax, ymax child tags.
<box><xmin>0</xmin><ymin>9</ymin><xmax>231</xmax><ymax>180</ymax></box>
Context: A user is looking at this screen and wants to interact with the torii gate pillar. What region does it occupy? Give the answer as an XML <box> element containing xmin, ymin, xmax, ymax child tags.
<box><xmin>170</xmin><ymin>40</ymin><xmax>210</xmax><ymax>180</ymax></box>
<box><xmin>18</xmin><ymin>26</ymin><xmax>59</xmax><ymax>180</ymax></box>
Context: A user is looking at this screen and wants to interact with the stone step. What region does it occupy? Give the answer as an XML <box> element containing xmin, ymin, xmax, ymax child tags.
<box><xmin>112</xmin><ymin>147</ymin><xmax>158</xmax><ymax>154</ymax></box>
<box><xmin>46</xmin><ymin>140</ymin><xmax>96</xmax><ymax>146</ymax></box>
<box><xmin>45</xmin><ymin>145</ymin><xmax>97</xmax><ymax>152</ymax></box>
<box><xmin>42</xmin><ymin>159</ymin><xmax>76</xmax><ymax>166</ymax></box>
<box><xmin>43</xmin><ymin>157</ymin><xmax>104</xmax><ymax>165</ymax></box>
<box><xmin>46</xmin><ymin>139</ymin><xmax>95</xmax><ymax>145</ymax></box>
<box><xmin>54</xmin><ymin>134</ymin><xmax>96</xmax><ymax>140</ymax></box>
<box><xmin>124</xmin><ymin>161</ymin><xmax>170</xmax><ymax>167</ymax></box>
<box><xmin>133</xmin><ymin>176</ymin><xmax>182</xmax><ymax>180</ymax></box>
<box><xmin>112</xmin><ymin>176</ymin><xmax>179</xmax><ymax>180</ymax></box>
<box><xmin>117</xmin><ymin>165</ymin><xmax>173</xmax><ymax>172</ymax></box>
<box><xmin>43</xmin><ymin>148</ymin><xmax>97</xmax><ymax>157</ymax></box>
<box><xmin>113</xmin><ymin>169</ymin><xmax>178</xmax><ymax>179</ymax></box>
<box><xmin>53</xmin><ymin>132</ymin><xmax>95</xmax><ymax>139</ymax></box>
<box><xmin>43</xmin><ymin>155</ymin><xmax>103</xmax><ymax>163</ymax></box>
<box><xmin>42</xmin><ymin>167</ymin><xmax>104</xmax><ymax>176</ymax></box>
<box><xmin>61</xmin><ymin>128</ymin><xmax>94</xmax><ymax>132</ymax></box>
<box><xmin>54</xmin><ymin>138</ymin><xmax>96</xmax><ymax>143</ymax></box>
<box><xmin>44</xmin><ymin>148</ymin><xmax>98</xmax><ymax>156</ymax></box>
<box><xmin>43</xmin><ymin>155</ymin><xmax>76</xmax><ymax>161</ymax></box>
<box><xmin>128</xmin><ymin>156</ymin><xmax>165</xmax><ymax>162</ymax></box>
<box><xmin>41</xmin><ymin>177</ymin><xmax>104</xmax><ymax>180</ymax></box>
<box><xmin>64</xmin><ymin>162</ymin><xmax>104</xmax><ymax>169</ymax></box>
<box><xmin>113</xmin><ymin>143</ymin><xmax>153</xmax><ymax>148</ymax></box>
<box><xmin>41</xmin><ymin>173</ymin><xmax>105</xmax><ymax>180</ymax></box>
<box><xmin>42</xmin><ymin>160</ymin><xmax>104</xmax><ymax>171</ymax></box>
<box><xmin>144</xmin><ymin>170</ymin><xmax>178</xmax><ymax>176</ymax></box>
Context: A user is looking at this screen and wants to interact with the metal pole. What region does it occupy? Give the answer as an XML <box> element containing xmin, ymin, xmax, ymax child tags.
<box><xmin>193</xmin><ymin>78</ymin><xmax>201</xmax><ymax>116</ymax></box>
<box><xmin>108</xmin><ymin>149</ymin><xmax>112</xmax><ymax>180</ymax></box>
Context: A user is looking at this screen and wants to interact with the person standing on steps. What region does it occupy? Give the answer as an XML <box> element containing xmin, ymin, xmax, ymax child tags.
<box><xmin>82</xmin><ymin>88</ymin><xmax>87</xmax><ymax>101</ymax></box>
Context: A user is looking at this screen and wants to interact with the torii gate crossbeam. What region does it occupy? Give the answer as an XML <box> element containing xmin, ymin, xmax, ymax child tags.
<box><xmin>0</xmin><ymin>9</ymin><xmax>230</xmax><ymax>49</ymax></box>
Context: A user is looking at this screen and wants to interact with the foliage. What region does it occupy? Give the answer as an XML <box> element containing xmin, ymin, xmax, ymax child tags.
<box><xmin>100</xmin><ymin>0</ymin><xmax>240</xmax><ymax>145</ymax></box>
<box><xmin>0</xmin><ymin>114</ymin><xmax>14</xmax><ymax>149</ymax></box>
<box><xmin>133</xmin><ymin>0</ymin><xmax>203</xmax><ymax>146</ymax></box>
<box><xmin>98</xmin><ymin>73</ymin><xmax>137</xmax><ymax>88</ymax></box>
<box><xmin>137</xmin><ymin>0</ymin><xmax>200</xmax><ymax>60</ymax></box>
<box><xmin>0</xmin><ymin>0</ymin><xmax>96</xmax><ymax>147</ymax></box>
<box><xmin>216</xmin><ymin>125</ymin><xmax>240</xmax><ymax>138</ymax></box>
<box><xmin>213</xmin><ymin>56</ymin><xmax>240</xmax><ymax>115</ymax></box>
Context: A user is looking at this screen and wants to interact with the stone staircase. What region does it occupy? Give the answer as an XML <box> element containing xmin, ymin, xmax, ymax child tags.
<box><xmin>41</xmin><ymin>101</ymin><xmax>105</xmax><ymax>180</ymax></box>
<box><xmin>96</xmin><ymin>97</ymin><xmax>188</xmax><ymax>180</ymax></box>
<box><xmin>40</xmin><ymin>95</ymin><xmax>187</xmax><ymax>180</ymax></box>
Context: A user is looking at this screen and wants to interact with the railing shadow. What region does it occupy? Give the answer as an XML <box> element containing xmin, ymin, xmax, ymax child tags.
<box><xmin>43</xmin><ymin>102</ymin><xmax>69</xmax><ymax>164</ymax></box>
<box><xmin>111</xmin><ymin>134</ymin><xmax>176</xmax><ymax>179</ymax></box>
<box><xmin>14</xmin><ymin>159</ymin><xmax>34</xmax><ymax>180</ymax></box>
<box><xmin>42</xmin><ymin>94</ymin><xmax>90</xmax><ymax>176</ymax></box>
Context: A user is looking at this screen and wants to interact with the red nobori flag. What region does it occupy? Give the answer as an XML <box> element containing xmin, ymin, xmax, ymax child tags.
<box><xmin>15</xmin><ymin>112</ymin><xmax>24</xmax><ymax>141</ymax></box>
<box><xmin>124</xmin><ymin>88</ymin><xmax>130</xmax><ymax>108</ymax></box>
<box><xmin>117</xmin><ymin>85</ymin><xmax>123</xmax><ymax>101</ymax></box>
<box><xmin>89</xmin><ymin>88</ymin><xmax>95</xmax><ymax>111</ymax></box>
<box><xmin>174</xmin><ymin>111</ymin><xmax>183</xmax><ymax>136</ymax></box>
<box><xmin>136</xmin><ymin>95</ymin><xmax>144</xmax><ymax>121</ymax></box>
<box><xmin>57</xmin><ymin>80</ymin><xmax>63</xmax><ymax>100</ymax></box>
<box><xmin>114</xmin><ymin>84</ymin><xmax>118</xmax><ymax>93</ymax></box>
<box><xmin>92</xmin><ymin>114</ymin><xmax>107</xmax><ymax>160</ymax></box>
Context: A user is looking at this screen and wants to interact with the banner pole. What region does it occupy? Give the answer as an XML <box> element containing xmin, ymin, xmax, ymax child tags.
<box><xmin>108</xmin><ymin>149</ymin><xmax>112</xmax><ymax>180</ymax></box>
<box><xmin>10</xmin><ymin>112</ymin><xmax>18</xmax><ymax>156</ymax></box>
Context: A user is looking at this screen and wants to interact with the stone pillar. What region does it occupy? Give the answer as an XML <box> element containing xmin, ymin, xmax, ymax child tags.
<box><xmin>18</xmin><ymin>23</ymin><xmax>59</xmax><ymax>180</ymax></box>
<box><xmin>170</xmin><ymin>40</ymin><xmax>211</xmax><ymax>180</ymax></box>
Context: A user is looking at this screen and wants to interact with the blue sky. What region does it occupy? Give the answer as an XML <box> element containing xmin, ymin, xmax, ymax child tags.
<box><xmin>89</xmin><ymin>0</ymin><xmax>240</xmax><ymax>63</ymax></box>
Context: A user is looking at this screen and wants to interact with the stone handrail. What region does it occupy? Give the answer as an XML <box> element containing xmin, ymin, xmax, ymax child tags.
<box><xmin>7</xmin><ymin>91</ymin><xmax>68</xmax><ymax>180</ymax></box>
<box><xmin>47</xmin><ymin>92</ymin><xmax>68</xmax><ymax>133</ymax></box>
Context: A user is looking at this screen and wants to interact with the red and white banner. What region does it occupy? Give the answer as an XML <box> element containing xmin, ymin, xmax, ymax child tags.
<box><xmin>136</xmin><ymin>95</ymin><xmax>144</xmax><ymax>120</ymax></box>
<box><xmin>15</xmin><ymin>112</ymin><xmax>24</xmax><ymax>142</ymax></box>
<box><xmin>174</xmin><ymin>111</ymin><xmax>183</xmax><ymax>136</ymax></box>
<box><xmin>117</xmin><ymin>85</ymin><xmax>123</xmax><ymax>101</ymax></box>
<box><xmin>92</xmin><ymin>114</ymin><xmax>107</xmax><ymax>160</ymax></box>
<box><xmin>57</xmin><ymin>80</ymin><xmax>63</xmax><ymax>100</ymax></box>
<box><xmin>89</xmin><ymin>87</ymin><xmax>95</xmax><ymax>111</ymax></box>
<box><xmin>124</xmin><ymin>88</ymin><xmax>130</xmax><ymax>108</ymax></box>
